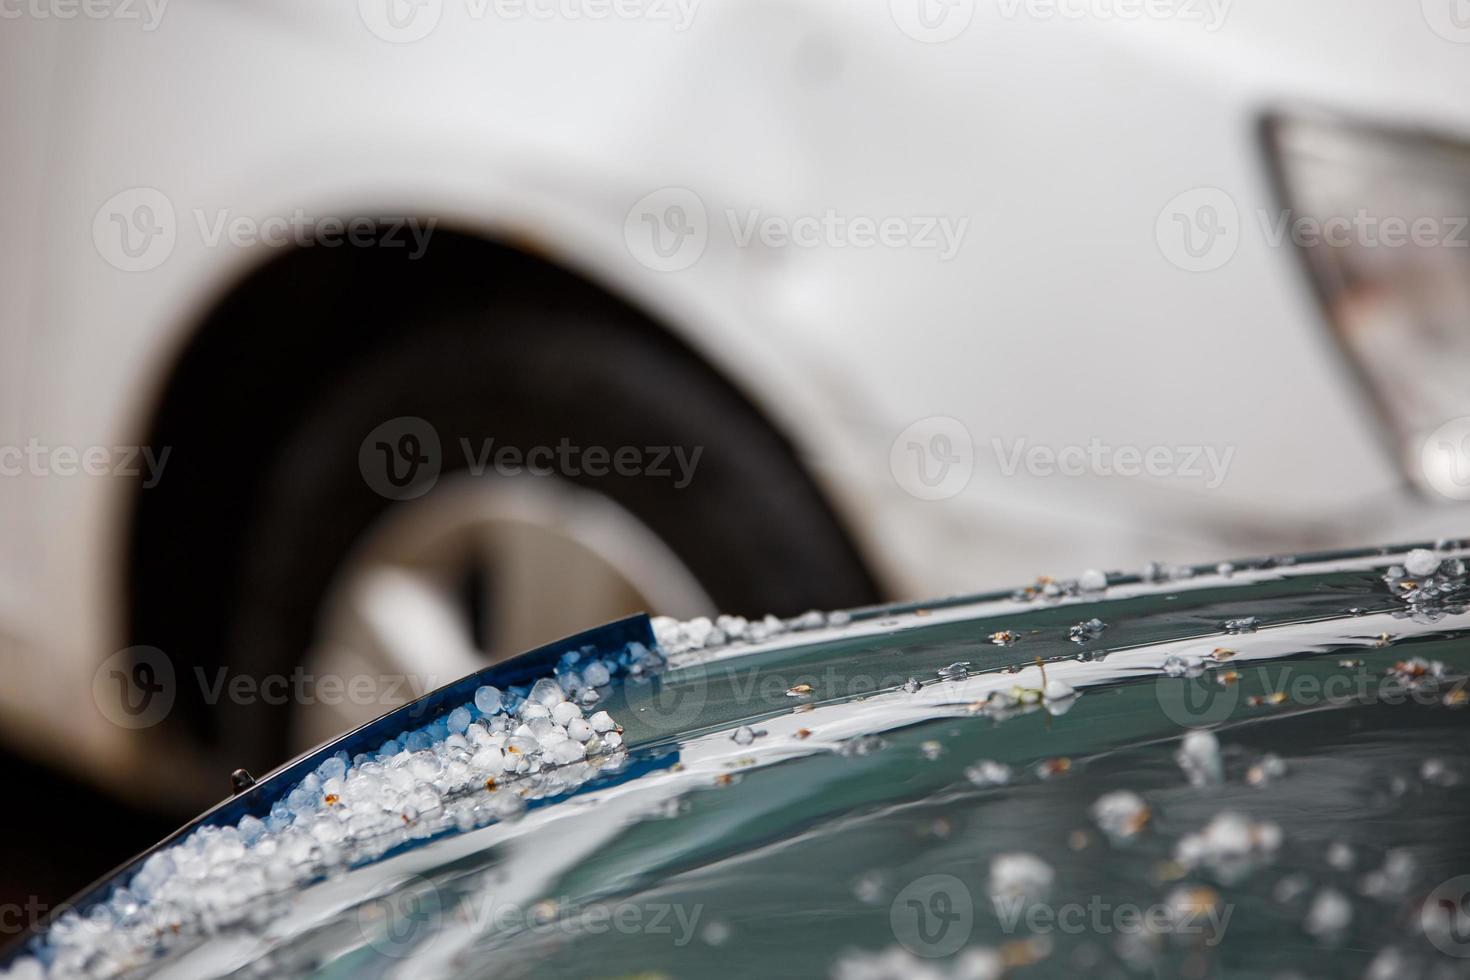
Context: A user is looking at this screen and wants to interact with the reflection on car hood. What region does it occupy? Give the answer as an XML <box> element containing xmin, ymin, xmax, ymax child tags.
<box><xmin>7</xmin><ymin>542</ymin><xmax>1470</xmax><ymax>979</ymax></box>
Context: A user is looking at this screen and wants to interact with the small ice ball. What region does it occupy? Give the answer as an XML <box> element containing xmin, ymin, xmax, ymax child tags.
<box><xmin>1078</xmin><ymin>569</ymin><xmax>1107</xmax><ymax>592</ymax></box>
<box><xmin>530</xmin><ymin>678</ymin><xmax>567</xmax><ymax>707</ymax></box>
<box><xmin>1405</xmin><ymin>548</ymin><xmax>1440</xmax><ymax>578</ymax></box>
<box><xmin>583</xmin><ymin>661</ymin><xmax>612</xmax><ymax>687</ymax></box>
<box><xmin>989</xmin><ymin>852</ymin><xmax>1054</xmax><ymax>903</ymax></box>
<box><xmin>1091</xmin><ymin>790</ymin><xmax>1149</xmax><ymax>841</ymax></box>
<box><xmin>520</xmin><ymin>702</ymin><xmax>551</xmax><ymax>721</ymax></box>
<box><xmin>238</xmin><ymin>814</ymin><xmax>266</xmax><ymax>845</ymax></box>
<box><xmin>507</xmin><ymin>735</ymin><xmax>539</xmax><ymax>757</ymax></box>
<box><xmin>471</xmin><ymin>747</ymin><xmax>504</xmax><ymax>774</ymax></box>
<box><xmin>1043</xmin><ymin>678</ymin><xmax>1076</xmax><ymax>702</ymax></box>
<box><xmin>604</xmin><ymin>732</ymin><xmax>624</xmax><ymax>749</ymax></box>
<box><xmin>567</xmin><ymin>718</ymin><xmax>593</xmax><ymax>742</ymax></box>
<box><xmin>538</xmin><ymin>728</ymin><xmax>570</xmax><ymax>750</ymax></box>
<box><xmin>1305</xmin><ymin>888</ymin><xmax>1352</xmax><ymax>937</ymax></box>
<box><xmin>551</xmin><ymin>701</ymin><xmax>582</xmax><ymax>726</ymax></box>
<box><xmin>446</xmin><ymin>706</ymin><xmax>472</xmax><ymax>734</ymax></box>
<box><xmin>317</xmin><ymin>755</ymin><xmax>347</xmax><ymax>783</ymax></box>
<box><xmin>474</xmin><ymin>686</ymin><xmax>503</xmax><ymax>715</ymax></box>
<box><xmin>588</xmin><ymin>710</ymin><xmax>615</xmax><ymax>733</ymax></box>
<box><xmin>1176</xmin><ymin>730</ymin><xmax>1223</xmax><ymax>786</ymax></box>
<box><xmin>965</xmin><ymin>760</ymin><xmax>1012</xmax><ymax>787</ymax></box>
<box><xmin>1163</xmin><ymin>655</ymin><xmax>1203</xmax><ymax>679</ymax></box>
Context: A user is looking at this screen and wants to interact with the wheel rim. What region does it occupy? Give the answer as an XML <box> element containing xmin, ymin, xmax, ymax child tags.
<box><xmin>292</xmin><ymin>472</ymin><xmax>714</xmax><ymax>750</ymax></box>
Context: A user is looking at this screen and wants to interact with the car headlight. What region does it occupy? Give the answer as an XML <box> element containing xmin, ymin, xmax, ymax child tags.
<box><xmin>1266</xmin><ymin>113</ymin><xmax>1470</xmax><ymax>500</ymax></box>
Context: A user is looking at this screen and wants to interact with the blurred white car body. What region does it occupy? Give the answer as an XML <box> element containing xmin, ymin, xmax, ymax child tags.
<box><xmin>1</xmin><ymin>0</ymin><xmax>1468</xmax><ymax>802</ymax></box>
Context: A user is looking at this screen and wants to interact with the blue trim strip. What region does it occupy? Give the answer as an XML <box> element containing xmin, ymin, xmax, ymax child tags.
<box><xmin>2</xmin><ymin>613</ymin><xmax>656</xmax><ymax>965</ymax></box>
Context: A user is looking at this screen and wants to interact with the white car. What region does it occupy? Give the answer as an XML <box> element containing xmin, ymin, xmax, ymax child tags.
<box><xmin>2</xmin><ymin>0</ymin><xmax>1468</xmax><ymax>810</ymax></box>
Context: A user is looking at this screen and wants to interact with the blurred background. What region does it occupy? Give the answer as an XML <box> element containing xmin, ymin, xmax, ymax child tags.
<box><xmin>2</xmin><ymin>0</ymin><xmax>1470</xmax><ymax>933</ymax></box>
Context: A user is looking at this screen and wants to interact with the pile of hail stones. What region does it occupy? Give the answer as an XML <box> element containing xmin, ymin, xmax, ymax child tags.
<box><xmin>4</xmin><ymin>640</ymin><xmax>664</xmax><ymax>980</ymax></box>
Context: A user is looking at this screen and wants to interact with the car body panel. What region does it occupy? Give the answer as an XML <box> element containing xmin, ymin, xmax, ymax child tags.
<box><xmin>7</xmin><ymin>541</ymin><xmax>1470</xmax><ymax>977</ymax></box>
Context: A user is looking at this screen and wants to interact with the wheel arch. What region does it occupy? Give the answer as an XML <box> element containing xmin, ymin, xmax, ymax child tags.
<box><xmin>123</xmin><ymin>226</ymin><xmax>881</xmax><ymax>744</ymax></box>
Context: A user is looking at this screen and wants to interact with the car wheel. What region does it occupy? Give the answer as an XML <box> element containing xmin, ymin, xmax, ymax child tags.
<box><xmin>211</xmin><ymin>291</ymin><xmax>880</xmax><ymax>769</ymax></box>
